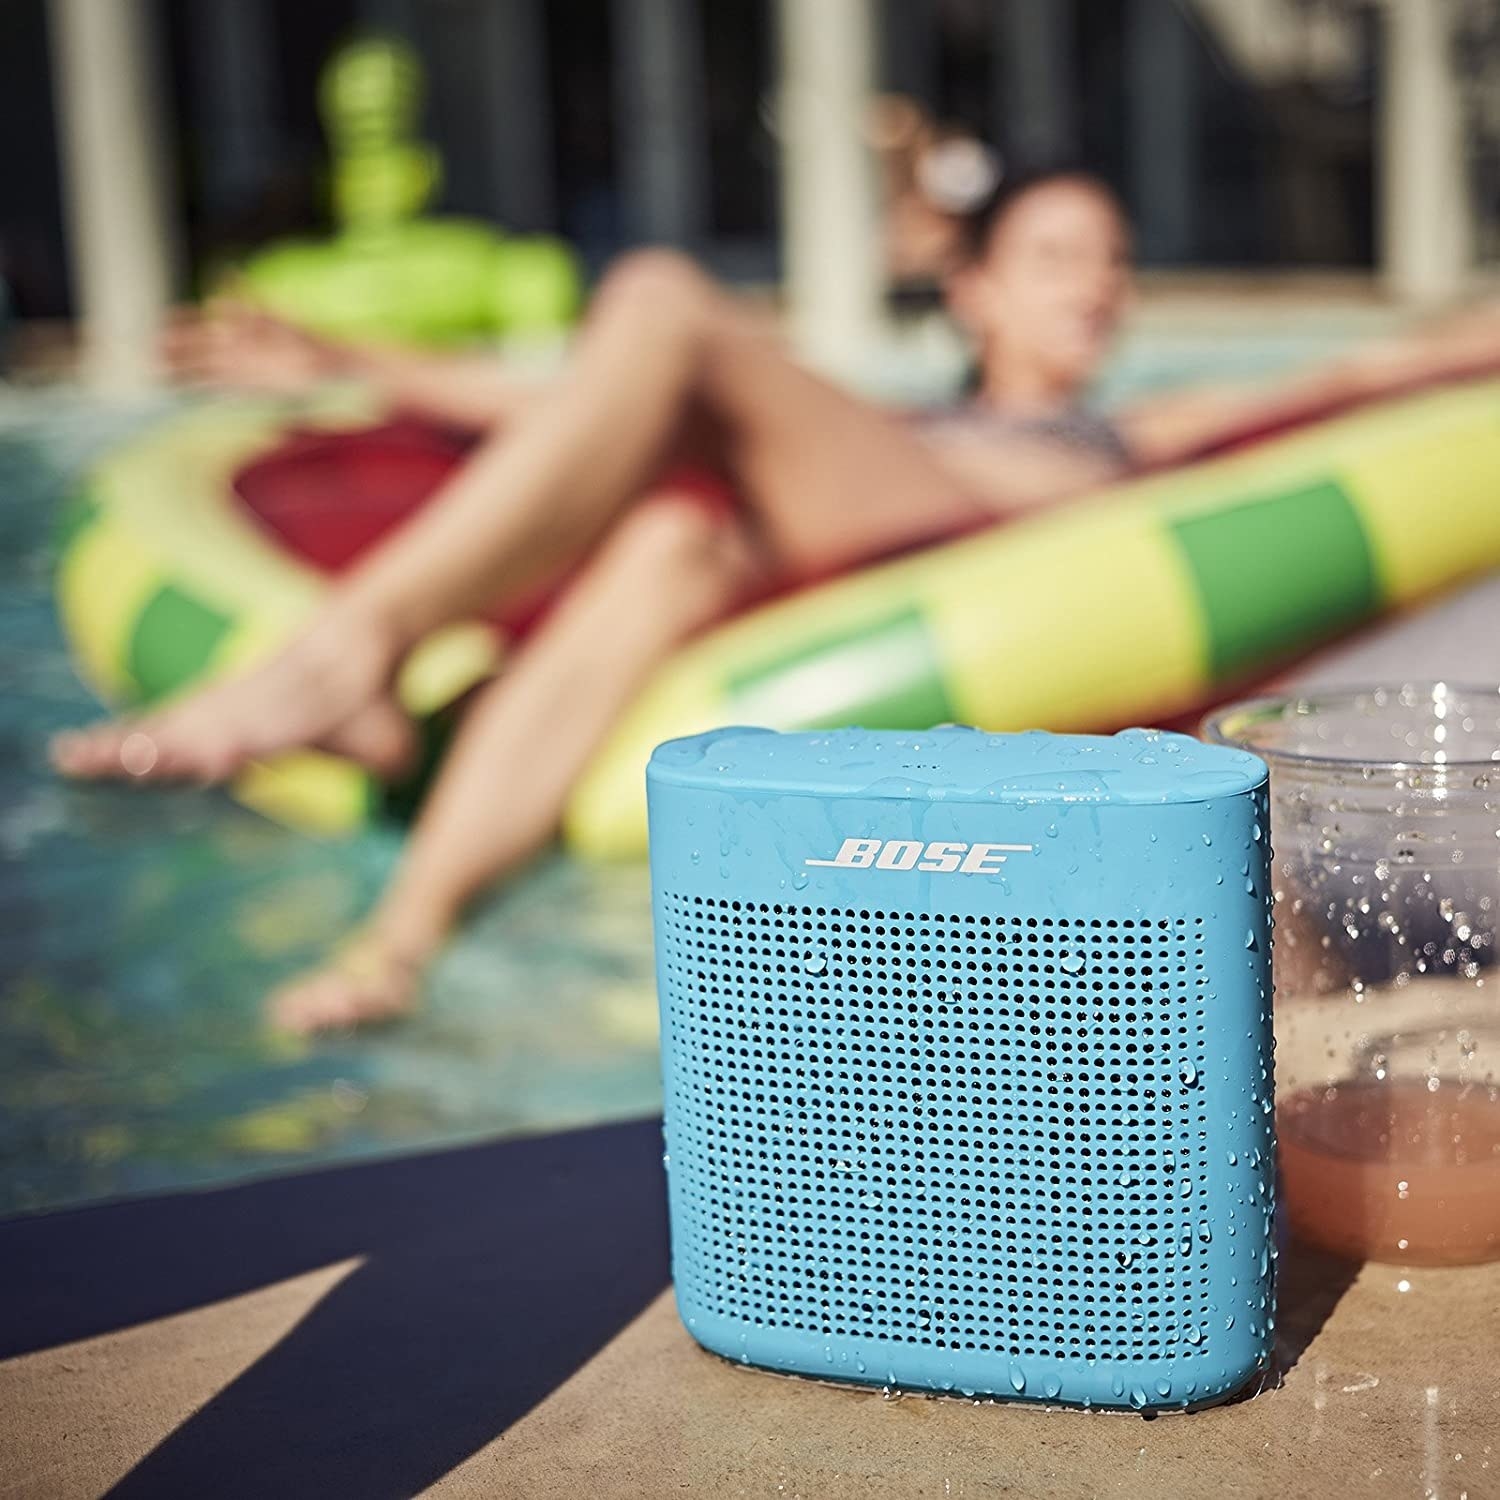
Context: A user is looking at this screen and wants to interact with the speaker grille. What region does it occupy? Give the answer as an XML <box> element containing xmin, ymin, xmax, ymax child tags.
<box><xmin>659</xmin><ymin>895</ymin><xmax>1215</xmax><ymax>1365</ymax></box>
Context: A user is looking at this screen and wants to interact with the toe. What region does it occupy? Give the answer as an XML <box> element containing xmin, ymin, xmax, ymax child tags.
<box><xmin>48</xmin><ymin>730</ymin><xmax>87</xmax><ymax>774</ymax></box>
<box><xmin>51</xmin><ymin>721</ymin><xmax>133</xmax><ymax>778</ymax></box>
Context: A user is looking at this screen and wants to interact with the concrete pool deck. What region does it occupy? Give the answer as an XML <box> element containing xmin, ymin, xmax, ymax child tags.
<box><xmin>468</xmin><ymin>1265</ymin><xmax>1500</xmax><ymax>1499</ymax></box>
<box><xmin>1</xmin><ymin>1116</ymin><xmax>1497</xmax><ymax>1499</ymax></box>
<box><xmin>0</xmin><ymin>1120</ymin><xmax>673</xmax><ymax>1498</ymax></box>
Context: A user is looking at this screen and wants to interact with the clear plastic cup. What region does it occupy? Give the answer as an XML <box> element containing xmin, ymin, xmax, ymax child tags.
<box><xmin>1206</xmin><ymin>683</ymin><xmax>1500</xmax><ymax>1265</ymax></box>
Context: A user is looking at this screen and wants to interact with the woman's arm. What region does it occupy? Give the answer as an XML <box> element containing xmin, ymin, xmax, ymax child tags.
<box><xmin>1118</xmin><ymin>305</ymin><xmax>1500</xmax><ymax>468</ymax></box>
<box><xmin>1115</xmin><ymin>367</ymin><xmax>1360</xmax><ymax>468</ymax></box>
<box><xmin>161</xmin><ymin>302</ymin><xmax>546</xmax><ymax>431</ymax></box>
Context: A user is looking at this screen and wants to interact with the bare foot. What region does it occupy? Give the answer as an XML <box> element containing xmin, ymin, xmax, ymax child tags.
<box><xmin>49</xmin><ymin>603</ymin><xmax>415</xmax><ymax>786</ymax></box>
<box><xmin>268</xmin><ymin>929</ymin><xmax>431</xmax><ymax>1034</ymax></box>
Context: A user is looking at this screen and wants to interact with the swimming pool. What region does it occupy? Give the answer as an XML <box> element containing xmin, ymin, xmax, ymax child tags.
<box><xmin>0</xmin><ymin>392</ymin><xmax>662</xmax><ymax>1215</ymax></box>
<box><xmin>0</xmin><ymin>318</ymin><xmax>1376</xmax><ymax>1216</ymax></box>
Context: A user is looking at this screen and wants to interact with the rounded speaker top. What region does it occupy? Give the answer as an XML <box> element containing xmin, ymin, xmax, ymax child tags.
<box><xmin>648</xmin><ymin>725</ymin><xmax>1266</xmax><ymax>806</ymax></box>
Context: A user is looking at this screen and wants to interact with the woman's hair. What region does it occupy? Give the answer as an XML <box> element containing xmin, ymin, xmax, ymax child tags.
<box><xmin>938</xmin><ymin>161</ymin><xmax>1125</xmax><ymax>396</ymax></box>
<box><xmin>952</xmin><ymin>164</ymin><xmax>1124</xmax><ymax>263</ymax></box>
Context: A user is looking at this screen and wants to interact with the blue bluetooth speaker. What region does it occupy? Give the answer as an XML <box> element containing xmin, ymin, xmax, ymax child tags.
<box><xmin>647</xmin><ymin>726</ymin><xmax>1276</xmax><ymax>1412</ymax></box>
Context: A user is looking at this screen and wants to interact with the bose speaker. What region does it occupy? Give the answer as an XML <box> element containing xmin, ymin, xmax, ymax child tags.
<box><xmin>647</xmin><ymin>726</ymin><xmax>1276</xmax><ymax>1412</ymax></box>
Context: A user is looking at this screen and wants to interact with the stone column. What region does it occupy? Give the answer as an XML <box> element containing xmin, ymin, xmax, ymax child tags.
<box><xmin>48</xmin><ymin>0</ymin><xmax>181</xmax><ymax>391</ymax></box>
<box><xmin>775</xmin><ymin>0</ymin><xmax>883</xmax><ymax>374</ymax></box>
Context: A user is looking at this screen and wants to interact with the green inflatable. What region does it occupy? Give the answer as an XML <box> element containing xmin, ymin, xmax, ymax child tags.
<box><xmin>236</xmin><ymin>34</ymin><xmax>581</xmax><ymax>344</ymax></box>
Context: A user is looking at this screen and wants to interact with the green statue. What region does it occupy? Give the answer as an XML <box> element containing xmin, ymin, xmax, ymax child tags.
<box><xmin>237</xmin><ymin>33</ymin><xmax>582</xmax><ymax>345</ymax></box>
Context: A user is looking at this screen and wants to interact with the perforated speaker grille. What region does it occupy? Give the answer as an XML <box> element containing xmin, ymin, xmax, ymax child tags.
<box><xmin>659</xmin><ymin>895</ymin><xmax>1215</xmax><ymax>1363</ymax></box>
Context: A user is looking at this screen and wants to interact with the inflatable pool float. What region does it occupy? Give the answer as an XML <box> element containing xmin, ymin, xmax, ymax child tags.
<box><xmin>565</xmin><ymin>375</ymin><xmax>1500</xmax><ymax>857</ymax></box>
<box><xmin>234</xmin><ymin>34</ymin><xmax>581</xmax><ymax>345</ymax></box>
<box><xmin>55</xmin><ymin>376</ymin><xmax>1500</xmax><ymax>852</ymax></box>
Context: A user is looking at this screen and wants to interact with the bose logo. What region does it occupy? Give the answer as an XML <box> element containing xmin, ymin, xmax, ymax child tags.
<box><xmin>804</xmin><ymin>838</ymin><xmax>1034</xmax><ymax>874</ymax></box>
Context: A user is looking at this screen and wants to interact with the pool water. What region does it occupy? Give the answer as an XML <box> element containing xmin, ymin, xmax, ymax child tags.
<box><xmin>0</xmin><ymin>392</ymin><xmax>660</xmax><ymax>1216</ymax></box>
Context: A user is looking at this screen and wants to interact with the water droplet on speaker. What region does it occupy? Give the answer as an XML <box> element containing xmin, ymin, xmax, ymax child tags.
<box><xmin>1009</xmin><ymin>1363</ymin><xmax>1026</xmax><ymax>1393</ymax></box>
<box><xmin>1129</xmin><ymin>1386</ymin><xmax>1148</xmax><ymax>1409</ymax></box>
<box><xmin>1184</xmin><ymin>1326</ymin><xmax>1203</xmax><ymax>1345</ymax></box>
<box><xmin>803</xmin><ymin>951</ymin><xmax>827</xmax><ymax>975</ymax></box>
<box><xmin>1199</xmin><ymin>1221</ymin><xmax>1212</xmax><ymax>1243</ymax></box>
<box><xmin>1155</xmin><ymin>1378</ymin><xmax>1172</xmax><ymax>1398</ymax></box>
<box><xmin>1116</xmin><ymin>1250</ymin><xmax>1136</xmax><ymax>1270</ymax></box>
<box><xmin>690</xmin><ymin>849</ymin><xmax>702</xmax><ymax>865</ymax></box>
<box><xmin>1225</xmin><ymin>1315</ymin><xmax>1235</xmax><ymax>1329</ymax></box>
<box><xmin>860</xmin><ymin>1192</ymin><xmax>882</xmax><ymax>1209</ymax></box>
<box><xmin>1201</xmin><ymin>833</ymin><xmax>1213</xmax><ymax>846</ymax></box>
<box><xmin>1111</xmin><ymin>1373</ymin><xmax>1126</xmax><ymax>1398</ymax></box>
<box><xmin>1060</xmin><ymin>953</ymin><xmax>1085</xmax><ymax>975</ymax></box>
<box><xmin>1226</xmin><ymin>1150</ymin><xmax>1237</xmax><ymax>1166</ymax></box>
<box><xmin>1043</xmin><ymin>1375</ymin><xmax>1062</xmax><ymax>1399</ymax></box>
<box><xmin>1180</xmin><ymin>1061</ymin><xmax>1198</xmax><ymax>1086</ymax></box>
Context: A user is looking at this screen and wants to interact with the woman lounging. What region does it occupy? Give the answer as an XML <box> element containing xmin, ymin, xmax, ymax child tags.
<box><xmin>50</xmin><ymin>169</ymin><xmax>1500</xmax><ymax>1031</ymax></box>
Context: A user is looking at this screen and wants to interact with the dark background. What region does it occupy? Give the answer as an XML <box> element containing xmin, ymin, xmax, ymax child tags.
<box><xmin>1</xmin><ymin>0</ymin><xmax>1397</xmax><ymax>320</ymax></box>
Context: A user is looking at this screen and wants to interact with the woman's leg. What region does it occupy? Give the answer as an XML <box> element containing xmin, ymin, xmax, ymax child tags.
<box><xmin>337</xmin><ymin>250</ymin><xmax>977</xmax><ymax>640</ymax></box>
<box><xmin>54</xmin><ymin>250</ymin><xmax>973</xmax><ymax>785</ymax></box>
<box><xmin>269</xmin><ymin>495</ymin><xmax>764</xmax><ymax>1033</ymax></box>
<box><xmin>53</xmin><ymin>253</ymin><xmax>721</xmax><ymax>784</ymax></box>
